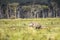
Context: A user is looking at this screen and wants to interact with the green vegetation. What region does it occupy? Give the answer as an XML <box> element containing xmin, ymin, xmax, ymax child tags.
<box><xmin>0</xmin><ymin>18</ymin><xmax>60</xmax><ymax>40</ymax></box>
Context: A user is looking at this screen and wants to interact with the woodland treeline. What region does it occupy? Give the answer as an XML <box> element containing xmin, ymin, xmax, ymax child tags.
<box><xmin>0</xmin><ymin>0</ymin><xmax>60</xmax><ymax>18</ymax></box>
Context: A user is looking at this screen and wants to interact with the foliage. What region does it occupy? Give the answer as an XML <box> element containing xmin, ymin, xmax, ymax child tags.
<box><xmin>22</xmin><ymin>6</ymin><xmax>31</xmax><ymax>11</ymax></box>
<box><xmin>41</xmin><ymin>5</ymin><xmax>48</xmax><ymax>9</ymax></box>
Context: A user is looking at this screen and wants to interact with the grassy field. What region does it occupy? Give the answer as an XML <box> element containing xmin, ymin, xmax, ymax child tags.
<box><xmin>0</xmin><ymin>18</ymin><xmax>60</xmax><ymax>40</ymax></box>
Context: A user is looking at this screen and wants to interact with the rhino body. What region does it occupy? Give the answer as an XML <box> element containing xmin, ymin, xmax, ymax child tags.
<box><xmin>29</xmin><ymin>22</ymin><xmax>42</xmax><ymax>29</ymax></box>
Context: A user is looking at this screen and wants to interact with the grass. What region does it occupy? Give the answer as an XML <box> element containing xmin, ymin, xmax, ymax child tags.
<box><xmin>0</xmin><ymin>18</ymin><xmax>60</xmax><ymax>40</ymax></box>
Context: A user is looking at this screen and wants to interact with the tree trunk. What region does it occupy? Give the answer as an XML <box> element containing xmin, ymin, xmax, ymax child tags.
<box><xmin>42</xmin><ymin>10</ymin><xmax>45</xmax><ymax>18</ymax></box>
<box><xmin>14</xmin><ymin>9</ymin><xmax>16</xmax><ymax>19</ymax></box>
<box><xmin>6</xmin><ymin>6</ymin><xmax>9</xmax><ymax>18</ymax></box>
<box><xmin>0</xmin><ymin>6</ymin><xmax>3</xmax><ymax>18</ymax></box>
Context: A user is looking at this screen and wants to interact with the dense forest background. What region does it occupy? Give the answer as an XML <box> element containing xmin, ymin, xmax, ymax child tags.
<box><xmin>0</xmin><ymin>0</ymin><xmax>60</xmax><ymax>18</ymax></box>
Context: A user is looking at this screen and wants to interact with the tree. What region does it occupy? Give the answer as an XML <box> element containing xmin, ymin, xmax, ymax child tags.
<box><xmin>51</xmin><ymin>0</ymin><xmax>60</xmax><ymax>17</ymax></box>
<box><xmin>8</xmin><ymin>3</ymin><xmax>19</xmax><ymax>18</ymax></box>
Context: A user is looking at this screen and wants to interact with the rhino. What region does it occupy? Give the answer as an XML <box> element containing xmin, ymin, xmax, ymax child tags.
<box><xmin>29</xmin><ymin>22</ymin><xmax>42</xmax><ymax>29</ymax></box>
